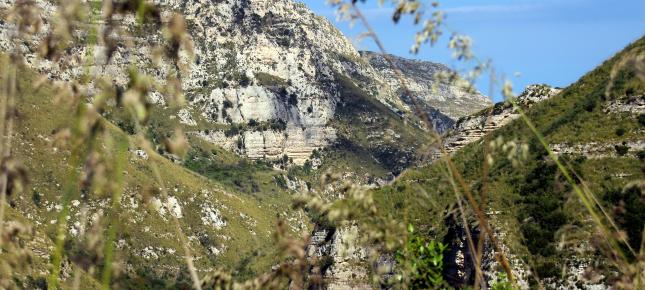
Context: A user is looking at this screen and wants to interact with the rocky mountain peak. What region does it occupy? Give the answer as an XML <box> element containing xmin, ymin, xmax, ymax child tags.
<box><xmin>360</xmin><ymin>51</ymin><xmax>493</xmax><ymax>121</ymax></box>
<box><xmin>436</xmin><ymin>84</ymin><xmax>562</xmax><ymax>158</ymax></box>
<box><xmin>0</xmin><ymin>0</ymin><xmax>493</xmax><ymax>165</ymax></box>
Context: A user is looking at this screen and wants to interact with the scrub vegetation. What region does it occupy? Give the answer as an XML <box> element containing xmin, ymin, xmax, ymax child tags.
<box><xmin>0</xmin><ymin>0</ymin><xmax>642</xmax><ymax>290</ymax></box>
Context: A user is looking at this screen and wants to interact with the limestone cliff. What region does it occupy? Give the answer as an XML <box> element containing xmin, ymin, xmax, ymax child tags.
<box><xmin>438</xmin><ymin>84</ymin><xmax>562</xmax><ymax>157</ymax></box>
<box><xmin>361</xmin><ymin>51</ymin><xmax>492</xmax><ymax>122</ymax></box>
<box><xmin>0</xmin><ymin>0</ymin><xmax>491</xmax><ymax>166</ymax></box>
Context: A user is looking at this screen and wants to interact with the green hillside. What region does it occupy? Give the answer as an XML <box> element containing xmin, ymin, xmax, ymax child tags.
<box><xmin>369</xmin><ymin>36</ymin><xmax>645</xmax><ymax>285</ymax></box>
<box><xmin>1</xmin><ymin>63</ymin><xmax>308</xmax><ymax>288</ymax></box>
<box><xmin>0</xmin><ymin>51</ymin><xmax>433</xmax><ymax>289</ymax></box>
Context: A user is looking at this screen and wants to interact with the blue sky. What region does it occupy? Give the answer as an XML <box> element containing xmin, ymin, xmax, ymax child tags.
<box><xmin>299</xmin><ymin>0</ymin><xmax>645</xmax><ymax>101</ymax></box>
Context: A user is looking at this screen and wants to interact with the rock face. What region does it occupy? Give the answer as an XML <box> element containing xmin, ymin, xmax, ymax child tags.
<box><xmin>0</xmin><ymin>0</ymin><xmax>490</xmax><ymax>165</ymax></box>
<box><xmin>0</xmin><ymin>1</ymin><xmax>501</xmax><ymax>286</ymax></box>
<box><xmin>361</xmin><ymin>51</ymin><xmax>492</xmax><ymax>122</ymax></box>
<box><xmin>603</xmin><ymin>94</ymin><xmax>645</xmax><ymax>114</ymax></box>
<box><xmin>550</xmin><ymin>140</ymin><xmax>645</xmax><ymax>159</ymax></box>
<box><xmin>305</xmin><ymin>225</ymin><xmax>375</xmax><ymax>289</ymax></box>
<box><xmin>438</xmin><ymin>84</ymin><xmax>562</xmax><ymax>157</ymax></box>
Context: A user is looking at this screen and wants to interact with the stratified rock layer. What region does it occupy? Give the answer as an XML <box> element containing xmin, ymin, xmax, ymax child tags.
<box><xmin>361</xmin><ymin>51</ymin><xmax>492</xmax><ymax>121</ymax></box>
<box><xmin>0</xmin><ymin>0</ymin><xmax>491</xmax><ymax>165</ymax></box>
<box><xmin>437</xmin><ymin>84</ymin><xmax>562</xmax><ymax>158</ymax></box>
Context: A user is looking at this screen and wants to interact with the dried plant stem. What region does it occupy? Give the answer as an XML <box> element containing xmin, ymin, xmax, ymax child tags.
<box><xmin>509</xmin><ymin>100</ymin><xmax>632</xmax><ymax>263</ymax></box>
<box><xmin>442</xmin><ymin>164</ymin><xmax>486</xmax><ymax>288</ymax></box>
<box><xmin>130</xmin><ymin>111</ymin><xmax>202</xmax><ymax>290</ymax></box>
<box><xmin>350</xmin><ymin>3</ymin><xmax>517</xmax><ymax>284</ymax></box>
<box><xmin>48</xmin><ymin>114</ymin><xmax>93</xmax><ymax>290</ymax></box>
<box><xmin>0</xmin><ymin>58</ymin><xmax>16</xmax><ymax>246</ymax></box>
<box><xmin>473</xmin><ymin>68</ymin><xmax>496</xmax><ymax>290</ymax></box>
<box><xmin>442</xmin><ymin>153</ymin><xmax>516</xmax><ymax>283</ymax></box>
<box><xmin>101</xmin><ymin>137</ymin><xmax>129</xmax><ymax>290</ymax></box>
<box><xmin>50</xmin><ymin>2</ymin><xmax>103</xmax><ymax>286</ymax></box>
<box><xmin>145</xmin><ymin>152</ymin><xmax>203</xmax><ymax>290</ymax></box>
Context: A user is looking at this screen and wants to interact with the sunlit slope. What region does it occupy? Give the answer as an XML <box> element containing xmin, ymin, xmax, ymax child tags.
<box><xmin>7</xmin><ymin>65</ymin><xmax>309</xmax><ymax>288</ymax></box>
<box><xmin>371</xmin><ymin>36</ymin><xmax>644</xmax><ymax>281</ymax></box>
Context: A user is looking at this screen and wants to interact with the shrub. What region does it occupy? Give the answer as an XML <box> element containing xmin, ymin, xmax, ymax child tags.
<box><xmin>239</xmin><ymin>74</ymin><xmax>251</xmax><ymax>87</ymax></box>
<box><xmin>583</xmin><ymin>98</ymin><xmax>597</xmax><ymax>112</ymax></box>
<box><xmin>614</xmin><ymin>144</ymin><xmax>629</xmax><ymax>156</ymax></box>
<box><xmin>491</xmin><ymin>273</ymin><xmax>513</xmax><ymax>290</ymax></box>
<box><xmin>236</xmin><ymin>138</ymin><xmax>244</xmax><ymax>149</ymax></box>
<box><xmin>396</xmin><ymin>224</ymin><xmax>448</xmax><ymax>289</ymax></box>
<box><xmin>318</xmin><ymin>256</ymin><xmax>334</xmax><ymax>274</ymax></box>
<box><xmin>288</xmin><ymin>92</ymin><xmax>298</xmax><ymax>106</ymax></box>
<box><xmin>274</xmin><ymin>175</ymin><xmax>288</xmax><ymax>189</ymax></box>
<box><xmin>269</xmin><ymin>118</ymin><xmax>287</xmax><ymax>131</ymax></box>
<box><xmin>32</xmin><ymin>191</ymin><xmax>41</xmax><ymax>207</ymax></box>
<box><xmin>615</xmin><ymin>127</ymin><xmax>626</xmax><ymax>136</ymax></box>
<box><xmin>255</xmin><ymin>72</ymin><xmax>287</xmax><ymax>87</ymax></box>
<box><xmin>303</xmin><ymin>160</ymin><xmax>312</xmax><ymax>173</ymax></box>
<box><xmin>604</xmin><ymin>184</ymin><xmax>645</xmax><ymax>255</ymax></box>
<box><xmin>637</xmin><ymin>150</ymin><xmax>645</xmax><ymax>160</ymax></box>
<box><xmin>225</xmin><ymin>124</ymin><xmax>240</xmax><ymax>137</ymax></box>
<box><xmin>222</xmin><ymin>99</ymin><xmax>233</xmax><ymax>109</ymax></box>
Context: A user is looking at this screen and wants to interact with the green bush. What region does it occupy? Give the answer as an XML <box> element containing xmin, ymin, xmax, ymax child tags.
<box><xmin>583</xmin><ymin>98</ymin><xmax>597</xmax><ymax>112</ymax></box>
<box><xmin>255</xmin><ymin>72</ymin><xmax>287</xmax><ymax>87</ymax></box>
<box><xmin>239</xmin><ymin>74</ymin><xmax>251</xmax><ymax>87</ymax></box>
<box><xmin>615</xmin><ymin>127</ymin><xmax>626</xmax><ymax>136</ymax></box>
<box><xmin>32</xmin><ymin>190</ymin><xmax>42</xmax><ymax>207</ymax></box>
<box><xmin>603</xmin><ymin>184</ymin><xmax>645</xmax><ymax>258</ymax></box>
<box><xmin>222</xmin><ymin>99</ymin><xmax>233</xmax><ymax>109</ymax></box>
<box><xmin>637</xmin><ymin>150</ymin><xmax>645</xmax><ymax>160</ymax></box>
<box><xmin>396</xmin><ymin>224</ymin><xmax>448</xmax><ymax>289</ymax></box>
<box><xmin>274</xmin><ymin>175</ymin><xmax>288</xmax><ymax>189</ymax></box>
<box><xmin>269</xmin><ymin>118</ymin><xmax>287</xmax><ymax>131</ymax></box>
<box><xmin>225</xmin><ymin>124</ymin><xmax>241</xmax><ymax>137</ymax></box>
<box><xmin>614</xmin><ymin>144</ymin><xmax>630</xmax><ymax>156</ymax></box>
<box><xmin>491</xmin><ymin>273</ymin><xmax>514</xmax><ymax>290</ymax></box>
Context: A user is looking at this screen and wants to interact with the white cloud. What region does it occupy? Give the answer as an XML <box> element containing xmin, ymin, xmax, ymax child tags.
<box><xmin>361</xmin><ymin>7</ymin><xmax>391</xmax><ymax>18</ymax></box>
<box><xmin>443</xmin><ymin>3</ymin><xmax>545</xmax><ymax>14</ymax></box>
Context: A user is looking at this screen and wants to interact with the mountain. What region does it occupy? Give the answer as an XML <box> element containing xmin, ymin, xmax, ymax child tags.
<box><xmin>438</xmin><ymin>84</ymin><xmax>562</xmax><ymax>157</ymax></box>
<box><xmin>1</xmin><ymin>0</ymin><xmax>489</xmax><ymax>167</ymax></box>
<box><xmin>369</xmin><ymin>36</ymin><xmax>645</xmax><ymax>288</ymax></box>
<box><xmin>361</xmin><ymin>51</ymin><xmax>492</xmax><ymax>121</ymax></box>
<box><xmin>3</xmin><ymin>0</ymin><xmax>641</xmax><ymax>289</ymax></box>
<box><xmin>0</xmin><ymin>0</ymin><xmax>491</xmax><ymax>288</ymax></box>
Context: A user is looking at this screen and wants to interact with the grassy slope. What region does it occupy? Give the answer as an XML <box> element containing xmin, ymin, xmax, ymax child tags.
<box><xmin>178</xmin><ymin>68</ymin><xmax>435</xmax><ymax>200</ymax></box>
<box><xmin>305</xmin><ymin>73</ymin><xmax>432</xmax><ymax>184</ymax></box>
<box><xmin>5</xmin><ymin>65</ymin><xmax>308</xmax><ymax>288</ymax></box>
<box><xmin>0</xmin><ymin>33</ymin><xmax>435</xmax><ymax>288</ymax></box>
<box><xmin>370</xmin><ymin>37</ymin><xmax>645</xmax><ymax>279</ymax></box>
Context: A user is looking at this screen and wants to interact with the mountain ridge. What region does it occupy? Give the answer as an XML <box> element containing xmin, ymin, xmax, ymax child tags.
<box><xmin>1</xmin><ymin>0</ymin><xmax>641</xmax><ymax>289</ymax></box>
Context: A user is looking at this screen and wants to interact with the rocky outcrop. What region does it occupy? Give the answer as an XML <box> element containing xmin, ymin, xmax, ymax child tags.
<box><xmin>436</xmin><ymin>84</ymin><xmax>561</xmax><ymax>158</ymax></box>
<box><xmin>443</xmin><ymin>214</ymin><xmax>532</xmax><ymax>289</ymax></box>
<box><xmin>603</xmin><ymin>94</ymin><xmax>645</xmax><ymax>114</ymax></box>
<box><xmin>0</xmin><ymin>0</ymin><xmax>489</xmax><ymax>165</ymax></box>
<box><xmin>550</xmin><ymin>140</ymin><xmax>645</xmax><ymax>159</ymax></box>
<box><xmin>305</xmin><ymin>224</ymin><xmax>373</xmax><ymax>290</ymax></box>
<box><xmin>361</xmin><ymin>51</ymin><xmax>492</xmax><ymax>121</ymax></box>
